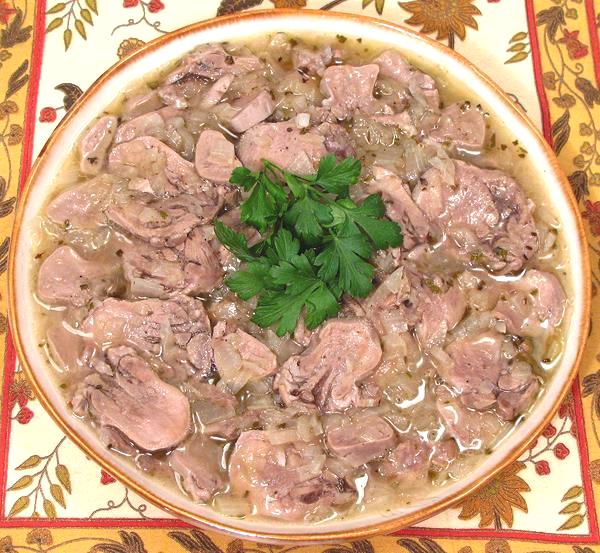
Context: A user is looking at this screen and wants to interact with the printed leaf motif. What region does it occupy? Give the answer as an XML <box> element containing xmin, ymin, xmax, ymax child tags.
<box><xmin>558</xmin><ymin>514</ymin><xmax>585</xmax><ymax>530</ymax></box>
<box><xmin>55</xmin><ymin>83</ymin><xmax>83</xmax><ymax>111</ymax></box>
<box><xmin>562</xmin><ymin>485</ymin><xmax>583</xmax><ymax>501</ymax></box>
<box><xmin>8</xmin><ymin>475</ymin><xmax>33</xmax><ymax>491</ymax></box>
<box><xmin>63</xmin><ymin>28</ymin><xmax>72</xmax><ymax>50</ymax></box>
<box><xmin>43</xmin><ymin>499</ymin><xmax>57</xmax><ymax>518</ymax></box>
<box><xmin>506</xmin><ymin>51</ymin><xmax>529</xmax><ymax>64</ymax></box>
<box><xmin>46</xmin><ymin>17</ymin><xmax>63</xmax><ymax>32</ymax></box>
<box><xmin>510</xmin><ymin>31</ymin><xmax>528</xmax><ymax>42</ymax></box>
<box><xmin>362</xmin><ymin>0</ymin><xmax>385</xmax><ymax>15</ymax></box>
<box><xmin>91</xmin><ymin>531</ymin><xmax>148</xmax><ymax>553</ymax></box>
<box><xmin>16</xmin><ymin>455</ymin><xmax>41</xmax><ymax>470</ymax></box>
<box><xmin>86</xmin><ymin>0</ymin><xmax>98</xmax><ymax>14</ymax></box>
<box><xmin>508</xmin><ymin>43</ymin><xmax>526</xmax><ymax>52</ymax></box>
<box><xmin>216</xmin><ymin>0</ymin><xmax>264</xmax><ymax>16</ymax></box>
<box><xmin>8</xmin><ymin>495</ymin><xmax>29</xmax><ymax>517</ymax></box>
<box><xmin>537</xmin><ymin>6</ymin><xmax>565</xmax><ymax>42</ymax></box>
<box><xmin>81</xmin><ymin>8</ymin><xmax>93</xmax><ymax>25</ymax></box>
<box><xmin>0</xmin><ymin>9</ymin><xmax>32</xmax><ymax>48</ymax></box>
<box><xmin>47</xmin><ymin>2</ymin><xmax>66</xmax><ymax>13</ymax></box>
<box><xmin>168</xmin><ymin>529</ymin><xmax>222</xmax><ymax>553</ymax></box>
<box><xmin>396</xmin><ymin>538</ymin><xmax>445</xmax><ymax>553</ymax></box>
<box><xmin>551</xmin><ymin>110</ymin><xmax>570</xmax><ymax>155</ymax></box>
<box><xmin>50</xmin><ymin>483</ymin><xmax>65</xmax><ymax>508</ymax></box>
<box><xmin>5</xmin><ymin>59</ymin><xmax>29</xmax><ymax>99</ymax></box>
<box><xmin>74</xmin><ymin>19</ymin><xmax>86</xmax><ymax>39</ymax></box>
<box><xmin>575</xmin><ymin>77</ymin><xmax>600</xmax><ymax>107</ymax></box>
<box><xmin>55</xmin><ymin>464</ymin><xmax>72</xmax><ymax>493</ymax></box>
<box><xmin>559</xmin><ymin>501</ymin><xmax>581</xmax><ymax>514</ymax></box>
<box><xmin>226</xmin><ymin>540</ymin><xmax>244</xmax><ymax>553</ymax></box>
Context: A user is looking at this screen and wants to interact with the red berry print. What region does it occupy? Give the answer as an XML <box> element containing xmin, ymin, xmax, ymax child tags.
<box><xmin>535</xmin><ymin>460</ymin><xmax>551</xmax><ymax>475</ymax></box>
<box><xmin>39</xmin><ymin>107</ymin><xmax>57</xmax><ymax>123</ymax></box>
<box><xmin>100</xmin><ymin>470</ymin><xmax>116</xmax><ymax>484</ymax></box>
<box><xmin>148</xmin><ymin>0</ymin><xmax>164</xmax><ymax>12</ymax></box>
<box><xmin>542</xmin><ymin>424</ymin><xmax>556</xmax><ymax>438</ymax></box>
<box><xmin>554</xmin><ymin>443</ymin><xmax>570</xmax><ymax>459</ymax></box>
<box><xmin>123</xmin><ymin>0</ymin><xmax>138</xmax><ymax>7</ymax></box>
<box><xmin>16</xmin><ymin>407</ymin><xmax>33</xmax><ymax>424</ymax></box>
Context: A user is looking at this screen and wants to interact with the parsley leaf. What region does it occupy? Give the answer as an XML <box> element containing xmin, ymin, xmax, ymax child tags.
<box><xmin>240</xmin><ymin>173</ymin><xmax>288</xmax><ymax>233</ymax></box>
<box><xmin>213</xmin><ymin>221</ymin><xmax>256</xmax><ymax>263</ymax></box>
<box><xmin>225</xmin><ymin>260</ymin><xmax>273</xmax><ymax>300</ymax></box>
<box><xmin>230</xmin><ymin>167</ymin><xmax>259</xmax><ymax>191</ymax></box>
<box><xmin>311</xmin><ymin>155</ymin><xmax>361</xmax><ymax>196</ymax></box>
<box><xmin>315</xmin><ymin>219</ymin><xmax>374</xmax><ymax>298</ymax></box>
<box><xmin>284</xmin><ymin>196</ymin><xmax>333</xmax><ymax>245</ymax></box>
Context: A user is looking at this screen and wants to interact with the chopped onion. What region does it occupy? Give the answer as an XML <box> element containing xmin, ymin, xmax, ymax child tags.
<box><xmin>213</xmin><ymin>495</ymin><xmax>252</xmax><ymax>518</ymax></box>
<box><xmin>295</xmin><ymin>113</ymin><xmax>310</xmax><ymax>128</ymax></box>
<box><xmin>130</xmin><ymin>277</ymin><xmax>165</xmax><ymax>298</ymax></box>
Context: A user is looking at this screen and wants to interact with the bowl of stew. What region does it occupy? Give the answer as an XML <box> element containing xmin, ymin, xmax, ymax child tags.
<box><xmin>8</xmin><ymin>8</ymin><xmax>590</xmax><ymax>542</ymax></box>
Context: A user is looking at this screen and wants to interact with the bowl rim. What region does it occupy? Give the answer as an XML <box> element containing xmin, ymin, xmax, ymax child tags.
<box><xmin>7</xmin><ymin>7</ymin><xmax>591</xmax><ymax>543</ymax></box>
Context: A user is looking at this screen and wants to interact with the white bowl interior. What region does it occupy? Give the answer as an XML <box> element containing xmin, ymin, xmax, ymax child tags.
<box><xmin>12</xmin><ymin>11</ymin><xmax>586</xmax><ymax>538</ymax></box>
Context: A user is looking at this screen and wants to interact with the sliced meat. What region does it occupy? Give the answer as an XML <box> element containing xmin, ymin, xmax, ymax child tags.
<box><xmin>292</xmin><ymin>46</ymin><xmax>332</xmax><ymax>76</ymax></box>
<box><xmin>165</xmin><ymin>44</ymin><xmax>262</xmax><ymax>84</ymax></box>
<box><xmin>114</xmin><ymin>107</ymin><xmax>181</xmax><ymax>144</ymax></box>
<box><xmin>188</xmin><ymin>381</ymin><xmax>238</xmax><ymax>428</ymax></box>
<box><xmin>229</xmin><ymin>90</ymin><xmax>275</xmax><ymax>133</ymax></box>
<box><xmin>82</xmin><ymin>296</ymin><xmax>212</xmax><ymax>375</ymax></box>
<box><xmin>326</xmin><ymin>415</ymin><xmax>396</xmax><ymax>466</ymax></box>
<box><xmin>378</xmin><ymin>436</ymin><xmax>430</xmax><ymax>481</ymax></box>
<box><xmin>47</xmin><ymin>323</ymin><xmax>86</xmax><ymax>377</ymax></box>
<box><xmin>237</xmin><ymin>121</ymin><xmax>327</xmax><ymax>174</ymax></box>
<box><xmin>37</xmin><ymin>246</ymin><xmax>114</xmax><ymax>307</ymax></box>
<box><xmin>430</xmin><ymin>439</ymin><xmax>459</xmax><ymax>472</ymax></box>
<box><xmin>275</xmin><ymin>318</ymin><xmax>382</xmax><ymax>413</ymax></box>
<box><xmin>430</xmin><ymin>102</ymin><xmax>486</xmax><ymax>153</ymax></box>
<box><xmin>442</xmin><ymin>331</ymin><xmax>506</xmax><ymax>408</ymax></box>
<box><xmin>437</xmin><ymin>397</ymin><xmax>505</xmax><ymax>451</ymax></box>
<box><xmin>320</xmin><ymin>64</ymin><xmax>379</xmax><ymax>119</ymax></box>
<box><xmin>83</xmin><ymin>346</ymin><xmax>191</xmax><ymax>451</ymax></box>
<box><xmin>213</xmin><ymin>326</ymin><xmax>277</xmax><ymax>393</ymax></box>
<box><xmin>415</xmin><ymin>282</ymin><xmax>467</xmax><ymax>349</ymax></box>
<box><xmin>122</xmin><ymin>90</ymin><xmax>164</xmax><ymax>120</ymax></box>
<box><xmin>494</xmin><ymin>270</ymin><xmax>565</xmax><ymax>337</ymax></box>
<box><xmin>370</xmin><ymin>166</ymin><xmax>430</xmax><ymax>248</ymax></box>
<box><xmin>316</xmin><ymin>122</ymin><xmax>355</xmax><ymax>158</ymax></box>
<box><xmin>229</xmin><ymin>430</ymin><xmax>353</xmax><ymax>520</ymax></box>
<box><xmin>199</xmin><ymin>74</ymin><xmax>234</xmax><ymax>109</ymax></box>
<box><xmin>414</xmin><ymin>160</ymin><xmax>539</xmax><ymax>273</ymax></box>
<box><xmin>46</xmin><ymin>174</ymin><xmax>115</xmax><ymax>228</ymax></box>
<box><xmin>106</xmin><ymin>194</ymin><xmax>202</xmax><ymax>247</ymax></box>
<box><xmin>372</xmin><ymin>111</ymin><xmax>417</xmax><ymax>136</ymax></box>
<box><xmin>79</xmin><ymin>115</ymin><xmax>118</xmax><ymax>175</ymax></box>
<box><xmin>170</xmin><ymin>437</ymin><xmax>225</xmax><ymax>501</ymax></box>
<box><xmin>194</xmin><ymin>130</ymin><xmax>241</xmax><ymax>185</ymax></box>
<box><xmin>182</xmin><ymin>227</ymin><xmax>224</xmax><ymax>292</ymax></box>
<box><xmin>108</xmin><ymin>136</ymin><xmax>214</xmax><ymax>198</ymax></box>
<box><xmin>374</xmin><ymin>50</ymin><xmax>439</xmax><ymax>109</ymax></box>
<box><xmin>497</xmin><ymin>379</ymin><xmax>540</xmax><ymax>420</ymax></box>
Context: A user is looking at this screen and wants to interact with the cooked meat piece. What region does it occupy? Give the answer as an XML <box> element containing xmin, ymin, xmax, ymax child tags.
<box><xmin>370</xmin><ymin>166</ymin><xmax>430</xmax><ymax>248</ymax></box>
<box><xmin>213</xmin><ymin>325</ymin><xmax>278</xmax><ymax>393</ymax></box>
<box><xmin>292</xmin><ymin>46</ymin><xmax>332</xmax><ymax>76</ymax></box>
<box><xmin>108</xmin><ymin>136</ymin><xmax>215</xmax><ymax>198</ymax></box>
<box><xmin>275</xmin><ymin>318</ymin><xmax>382</xmax><ymax>413</ymax></box>
<box><xmin>237</xmin><ymin>121</ymin><xmax>327</xmax><ymax>174</ymax></box>
<box><xmin>82</xmin><ymin>346</ymin><xmax>191</xmax><ymax>451</ymax></box>
<box><xmin>188</xmin><ymin>381</ymin><xmax>238</xmax><ymax>427</ymax></box>
<box><xmin>98</xmin><ymin>425</ymin><xmax>137</xmax><ymax>456</ymax></box>
<box><xmin>430</xmin><ymin>102</ymin><xmax>486</xmax><ymax>153</ymax></box>
<box><xmin>497</xmin><ymin>379</ymin><xmax>540</xmax><ymax>420</ymax></box>
<box><xmin>106</xmin><ymin>194</ymin><xmax>205</xmax><ymax>248</ymax></box>
<box><xmin>46</xmin><ymin>174</ymin><xmax>116</xmax><ymax>228</ymax></box>
<box><xmin>316</xmin><ymin>122</ymin><xmax>356</xmax><ymax>158</ymax></box>
<box><xmin>494</xmin><ymin>269</ymin><xmax>565</xmax><ymax>337</ymax></box>
<box><xmin>121</xmin><ymin>90</ymin><xmax>164</xmax><ymax>121</ymax></box>
<box><xmin>415</xmin><ymin>282</ymin><xmax>467</xmax><ymax>349</ymax></box>
<box><xmin>182</xmin><ymin>226</ymin><xmax>224</xmax><ymax>292</ymax></box>
<box><xmin>229</xmin><ymin>430</ymin><xmax>353</xmax><ymax>520</ymax></box>
<box><xmin>372</xmin><ymin>111</ymin><xmax>417</xmax><ymax>135</ymax></box>
<box><xmin>437</xmin><ymin>397</ymin><xmax>506</xmax><ymax>451</ymax></box>
<box><xmin>430</xmin><ymin>439</ymin><xmax>458</xmax><ymax>472</ymax></box>
<box><xmin>442</xmin><ymin>331</ymin><xmax>506</xmax><ymax>407</ymax></box>
<box><xmin>194</xmin><ymin>130</ymin><xmax>241</xmax><ymax>185</ymax></box>
<box><xmin>326</xmin><ymin>415</ymin><xmax>396</xmax><ymax>466</ymax></box>
<box><xmin>46</xmin><ymin>323</ymin><xmax>86</xmax><ymax>377</ymax></box>
<box><xmin>170</xmin><ymin>437</ymin><xmax>225</xmax><ymax>502</ymax></box>
<box><xmin>165</xmin><ymin>44</ymin><xmax>262</xmax><ymax>84</ymax></box>
<box><xmin>378</xmin><ymin>436</ymin><xmax>430</xmax><ymax>481</ymax></box>
<box><xmin>374</xmin><ymin>50</ymin><xmax>439</xmax><ymax>109</ymax></box>
<box><xmin>414</xmin><ymin>160</ymin><xmax>539</xmax><ymax>273</ymax></box>
<box><xmin>79</xmin><ymin>115</ymin><xmax>118</xmax><ymax>175</ymax></box>
<box><xmin>199</xmin><ymin>74</ymin><xmax>234</xmax><ymax>109</ymax></box>
<box><xmin>114</xmin><ymin>107</ymin><xmax>181</xmax><ymax>144</ymax></box>
<box><xmin>37</xmin><ymin>246</ymin><xmax>115</xmax><ymax>307</ymax></box>
<box><xmin>230</xmin><ymin>90</ymin><xmax>275</xmax><ymax>133</ymax></box>
<box><xmin>320</xmin><ymin>64</ymin><xmax>379</xmax><ymax>119</ymax></box>
<box><xmin>82</xmin><ymin>296</ymin><xmax>212</xmax><ymax>375</ymax></box>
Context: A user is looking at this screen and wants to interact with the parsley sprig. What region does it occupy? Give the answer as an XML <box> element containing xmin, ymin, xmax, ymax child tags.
<box><xmin>215</xmin><ymin>155</ymin><xmax>403</xmax><ymax>336</ymax></box>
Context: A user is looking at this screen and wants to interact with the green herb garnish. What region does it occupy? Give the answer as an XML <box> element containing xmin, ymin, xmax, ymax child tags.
<box><xmin>215</xmin><ymin>155</ymin><xmax>403</xmax><ymax>335</ymax></box>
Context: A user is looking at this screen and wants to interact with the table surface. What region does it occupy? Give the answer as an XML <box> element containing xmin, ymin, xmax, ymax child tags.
<box><xmin>1</xmin><ymin>0</ymin><xmax>600</xmax><ymax>550</ymax></box>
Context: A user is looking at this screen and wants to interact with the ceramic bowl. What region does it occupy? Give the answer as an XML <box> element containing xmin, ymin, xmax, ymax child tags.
<box><xmin>8</xmin><ymin>8</ymin><xmax>591</xmax><ymax>543</ymax></box>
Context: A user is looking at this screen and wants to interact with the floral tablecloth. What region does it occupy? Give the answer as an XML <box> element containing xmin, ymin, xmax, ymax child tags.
<box><xmin>1</xmin><ymin>0</ymin><xmax>600</xmax><ymax>550</ymax></box>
